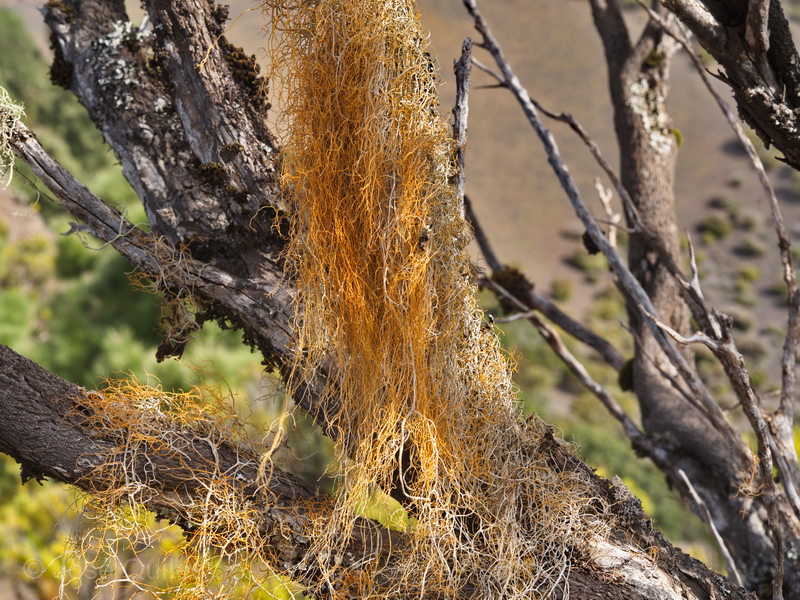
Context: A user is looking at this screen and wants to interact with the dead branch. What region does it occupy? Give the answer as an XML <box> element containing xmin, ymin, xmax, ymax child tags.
<box><xmin>463</xmin><ymin>0</ymin><xmax>738</xmax><ymax>444</ymax></box>
<box><xmin>465</xmin><ymin>196</ymin><xmax>625</xmax><ymax>370</ymax></box>
<box><xmin>451</xmin><ymin>38</ymin><xmax>472</xmax><ymax>207</ymax></box>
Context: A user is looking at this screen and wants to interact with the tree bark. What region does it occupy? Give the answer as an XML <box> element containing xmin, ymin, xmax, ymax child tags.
<box><xmin>0</xmin><ymin>344</ymin><xmax>756</xmax><ymax>600</ymax></box>
<box><xmin>663</xmin><ymin>0</ymin><xmax>800</xmax><ymax>169</ymax></box>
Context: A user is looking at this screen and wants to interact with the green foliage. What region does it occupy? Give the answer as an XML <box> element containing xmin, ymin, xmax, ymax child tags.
<box><xmin>565</xmin><ymin>250</ymin><xmax>607</xmax><ymax>283</ymax></box>
<box><xmin>734</xmin><ymin>237</ymin><xmax>766</xmax><ymax>258</ymax></box>
<box><xmin>736</xmin><ymin>264</ymin><xmax>761</xmax><ymax>284</ymax></box>
<box><xmin>0</xmin><ymin>454</ymin><xmax>80</xmax><ymax>599</ymax></box>
<box><xmin>750</xmin><ymin>370</ymin><xmax>767</xmax><ymax>389</ymax></box>
<box><xmin>28</xmin><ymin>251</ymin><xmax>159</xmax><ymax>385</ymax></box>
<box><xmin>766</xmin><ymin>279</ymin><xmax>789</xmax><ymax>302</ymax></box>
<box><xmin>697</xmin><ymin>214</ymin><xmax>733</xmax><ymax>241</ymax></box>
<box><xmin>0</xmin><ymin>234</ymin><xmax>56</xmax><ymax>287</ymax></box>
<box><xmin>0</xmin><ymin>288</ymin><xmax>34</xmax><ymax>348</ymax></box>
<box><xmin>55</xmin><ymin>228</ymin><xmax>102</xmax><ymax>278</ymax></box>
<box><xmin>706</xmin><ymin>195</ymin><xmax>734</xmax><ymax>212</ymax></box>
<box><xmin>669</xmin><ymin>127</ymin><xmax>683</xmax><ymax>147</ymax></box>
<box><xmin>549</xmin><ymin>278</ymin><xmax>572</xmax><ymax>302</ymax></box>
<box><xmin>354</xmin><ymin>490</ymin><xmax>416</xmax><ymax>532</ymax></box>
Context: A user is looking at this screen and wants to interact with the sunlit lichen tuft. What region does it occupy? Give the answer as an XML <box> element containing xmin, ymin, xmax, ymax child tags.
<box><xmin>0</xmin><ymin>86</ymin><xmax>24</xmax><ymax>188</ymax></box>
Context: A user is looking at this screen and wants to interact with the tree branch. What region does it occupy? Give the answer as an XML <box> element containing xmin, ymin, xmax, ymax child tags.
<box><xmin>638</xmin><ymin>0</ymin><xmax>800</xmax><ymax>524</ymax></box>
<box><xmin>451</xmin><ymin>38</ymin><xmax>472</xmax><ymax>207</ymax></box>
<box><xmin>663</xmin><ymin>0</ymin><xmax>800</xmax><ymax>168</ymax></box>
<box><xmin>0</xmin><ymin>345</ymin><xmax>758</xmax><ymax>600</ymax></box>
<box><xmin>465</xmin><ymin>197</ymin><xmax>625</xmax><ymax>369</ymax></box>
<box><xmin>746</xmin><ymin>0</ymin><xmax>771</xmax><ymax>54</ymax></box>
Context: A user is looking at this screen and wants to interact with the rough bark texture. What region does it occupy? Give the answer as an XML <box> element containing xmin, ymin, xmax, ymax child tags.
<box><xmin>663</xmin><ymin>0</ymin><xmax>800</xmax><ymax>169</ymax></box>
<box><xmin>0</xmin><ymin>344</ymin><xmax>401</xmax><ymax>595</ymax></box>
<box><xmin>40</xmin><ymin>0</ymin><xmax>336</xmax><ymax>424</ymax></box>
<box><xmin>0</xmin><ymin>344</ymin><xmax>755</xmax><ymax>600</ymax></box>
<box><xmin>0</xmin><ymin>0</ymin><xmax>787</xmax><ymax>597</ymax></box>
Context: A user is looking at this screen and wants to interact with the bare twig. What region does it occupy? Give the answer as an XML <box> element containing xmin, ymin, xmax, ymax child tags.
<box><xmin>464</xmin><ymin>195</ymin><xmax>503</xmax><ymax>274</ymax></box>
<box><xmin>473</xmin><ymin>34</ymin><xmax>728</xmax><ymax>343</ymax></box>
<box><xmin>465</xmin><ymin>196</ymin><xmax>625</xmax><ymax>369</ymax></box>
<box><xmin>745</xmin><ymin>0</ymin><xmax>771</xmax><ymax>55</ymax></box>
<box><xmin>463</xmin><ymin>0</ymin><xmax>737</xmax><ymax>443</ymax></box>
<box><xmin>487</xmin><ymin>277</ymin><xmax>659</xmax><ymax>462</ymax></box>
<box><xmin>677</xmin><ymin>469</ymin><xmax>743</xmax><ymax>587</ymax></box>
<box><xmin>451</xmin><ymin>38</ymin><xmax>473</xmax><ymax>209</ymax></box>
<box><xmin>494</xmin><ymin>310</ymin><xmax>536</xmax><ymax>324</ymax></box>
<box><xmin>595</xmin><ymin>179</ymin><xmax>619</xmax><ymax>248</ymax></box>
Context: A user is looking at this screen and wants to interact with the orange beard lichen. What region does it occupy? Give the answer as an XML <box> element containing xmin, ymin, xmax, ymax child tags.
<box><xmin>263</xmin><ymin>0</ymin><xmax>605</xmax><ymax>597</ymax></box>
<box><xmin>49</xmin><ymin>2</ymin><xmax>606</xmax><ymax>597</ymax></box>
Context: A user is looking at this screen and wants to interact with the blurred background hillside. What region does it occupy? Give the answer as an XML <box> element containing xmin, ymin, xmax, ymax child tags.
<box><xmin>1</xmin><ymin>0</ymin><xmax>800</xmax><ymax>597</ymax></box>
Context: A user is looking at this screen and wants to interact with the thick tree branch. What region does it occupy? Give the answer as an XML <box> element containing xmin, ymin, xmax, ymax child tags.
<box><xmin>663</xmin><ymin>0</ymin><xmax>800</xmax><ymax>168</ymax></box>
<box><xmin>0</xmin><ymin>345</ymin><xmax>323</xmax><ymax>582</ymax></box>
<box><xmin>10</xmin><ymin>123</ymin><xmax>295</xmax><ymax>365</ymax></box>
<box><xmin>638</xmin><ymin>1</ymin><xmax>800</xmax><ymax>524</ymax></box>
<box><xmin>588</xmin><ymin>0</ymin><xmax>633</xmax><ymax>71</ymax></box>
<box><xmin>0</xmin><ymin>345</ymin><xmax>758</xmax><ymax>600</ymax></box>
<box><xmin>0</xmin><ymin>344</ymin><xmax>417</xmax><ymax>598</ymax></box>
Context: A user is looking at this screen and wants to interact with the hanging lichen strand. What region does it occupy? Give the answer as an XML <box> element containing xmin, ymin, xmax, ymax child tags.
<box><xmin>264</xmin><ymin>0</ymin><xmax>605</xmax><ymax>597</ymax></box>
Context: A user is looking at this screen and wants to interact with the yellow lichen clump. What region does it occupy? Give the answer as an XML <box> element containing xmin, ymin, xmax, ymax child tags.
<box><xmin>0</xmin><ymin>86</ymin><xmax>24</xmax><ymax>187</ymax></box>
<box><xmin>263</xmin><ymin>0</ymin><xmax>604</xmax><ymax>597</ymax></box>
<box><xmin>65</xmin><ymin>379</ymin><xmax>308</xmax><ymax>600</ymax></box>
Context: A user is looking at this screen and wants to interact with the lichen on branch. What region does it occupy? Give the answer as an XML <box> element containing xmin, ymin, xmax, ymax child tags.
<box><xmin>0</xmin><ymin>86</ymin><xmax>24</xmax><ymax>187</ymax></box>
<box><xmin>262</xmin><ymin>0</ymin><xmax>607</xmax><ymax>596</ymax></box>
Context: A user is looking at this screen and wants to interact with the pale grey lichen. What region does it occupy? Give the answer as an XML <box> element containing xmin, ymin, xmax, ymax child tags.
<box><xmin>628</xmin><ymin>78</ymin><xmax>673</xmax><ymax>155</ymax></box>
<box><xmin>744</xmin><ymin>85</ymin><xmax>767</xmax><ymax>99</ymax></box>
<box><xmin>91</xmin><ymin>20</ymin><xmax>152</xmax><ymax>110</ymax></box>
<box><xmin>744</xmin><ymin>85</ymin><xmax>799</xmax><ymax>136</ymax></box>
<box><xmin>0</xmin><ymin>86</ymin><xmax>24</xmax><ymax>188</ymax></box>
